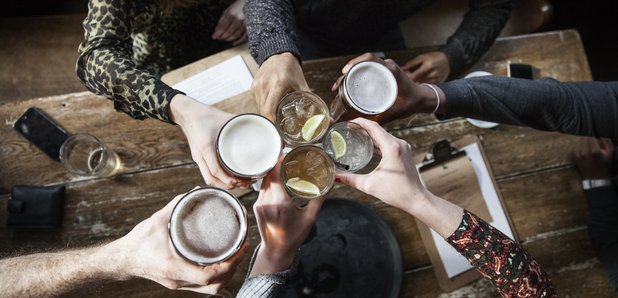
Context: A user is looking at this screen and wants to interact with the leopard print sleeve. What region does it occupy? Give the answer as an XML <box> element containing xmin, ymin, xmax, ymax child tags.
<box><xmin>446</xmin><ymin>210</ymin><xmax>558</xmax><ymax>297</ymax></box>
<box><xmin>76</xmin><ymin>0</ymin><xmax>182</xmax><ymax>123</ymax></box>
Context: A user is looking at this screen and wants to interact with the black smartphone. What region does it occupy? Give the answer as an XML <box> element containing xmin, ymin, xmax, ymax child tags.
<box><xmin>508</xmin><ymin>63</ymin><xmax>534</xmax><ymax>80</ymax></box>
<box><xmin>13</xmin><ymin>107</ymin><xmax>70</xmax><ymax>161</ymax></box>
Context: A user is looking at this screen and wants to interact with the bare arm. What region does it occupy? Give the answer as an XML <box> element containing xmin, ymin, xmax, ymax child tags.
<box><xmin>0</xmin><ymin>245</ymin><xmax>122</xmax><ymax>297</ymax></box>
<box><xmin>0</xmin><ymin>191</ymin><xmax>245</xmax><ymax>297</ymax></box>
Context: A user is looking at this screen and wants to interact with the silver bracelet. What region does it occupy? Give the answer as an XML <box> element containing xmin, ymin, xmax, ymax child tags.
<box><xmin>421</xmin><ymin>83</ymin><xmax>441</xmax><ymax>114</ymax></box>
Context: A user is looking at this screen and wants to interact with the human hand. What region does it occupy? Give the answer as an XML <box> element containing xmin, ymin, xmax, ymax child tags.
<box><xmin>572</xmin><ymin>137</ymin><xmax>614</xmax><ymax>179</ymax></box>
<box><xmin>212</xmin><ymin>0</ymin><xmax>247</xmax><ymax>46</ymax></box>
<box><xmin>105</xmin><ymin>191</ymin><xmax>247</xmax><ymax>293</ymax></box>
<box><xmin>401</xmin><ymin>51</ymin><xmax>450</xmax><ymax>83</ymax></box>
<box><xmin>169</xmin><ymin>94</ymin><xmax>248</xmax><ymax>189</ymax></box>
<box><xmin>331</xmin><ymin>53</ymin><xmax>444</xmax><ymax>122</ymax></box>
<box><xmin>251</xmin><ymin>52</ymin><xmax>309</xmax><ymax>121</ymax></box>
<box><xmin>250</xmin><ymin>159</ymin><xmax>325</xmax><ymax>276</ymax></box>
<box><xmin>335</xmin><ymin>118</ymin><xmax>428</xmax><ymax>213</ymax></box>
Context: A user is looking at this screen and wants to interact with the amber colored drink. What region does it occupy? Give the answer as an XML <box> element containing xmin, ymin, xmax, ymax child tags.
<box><xmin>281</xmin><ymin>145</ymin><xmax>335</xmax><ymax>199</ymax></box>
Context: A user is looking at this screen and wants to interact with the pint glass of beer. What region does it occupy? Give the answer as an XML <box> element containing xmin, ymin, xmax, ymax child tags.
<box><xmin>330</xmin><ymin>61</ymin><xmax>397</xmax><ymax>122</ymax></box>
<box><xmin>216</xmin><ymin>113</ymin><xmax>283</xmax><ymax>180</ymax></box>
<box><xmin>281</xmin><ymin>145</ymin><xmax>335</xmax><ymax>201</ymax></box>
<box><xmin>168</xmin><ymin>187</ymin><xmax>248</xmax><ymax>265</ymax></box>
<box><xmin>275</xmin><ymin>91</ymin><xmax>330</xmax><ymax>147</ymax></box>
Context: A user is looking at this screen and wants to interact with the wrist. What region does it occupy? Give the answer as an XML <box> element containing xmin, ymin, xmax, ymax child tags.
<box><xmin>411</xmin><ymin>84</ymin><xmax>446</xmax><ymax>114</ymax></box>
<box><xmin>169</xmin><ymin>94</ymin><xmax>194</xmax><ymax>125</ymax></box>
<box><xmin>250</xmin><ymin>243</ymin><xmax>296</xmax><ymax>276</ymax></box>
<box><xmin>93</xmin><ymin>239</ymin><xmax>132</xmax><ymax>280</ymax></box>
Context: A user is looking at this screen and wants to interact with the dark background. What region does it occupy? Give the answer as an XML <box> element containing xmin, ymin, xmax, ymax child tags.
<box><xmin>2</xmin><ymin>0</ymin><xmax>617</xmax><ymax>80</ymax></box>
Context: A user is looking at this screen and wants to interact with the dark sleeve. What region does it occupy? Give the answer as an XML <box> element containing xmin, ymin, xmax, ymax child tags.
<box><xmin>441</xmin><ymin>0</ymin><xmax>513</xmax><ymax>73</ymax></box>
<box><xmin>446</xmin><ymin>210</ymin><xmax>558</xmax><ymax>297</ymax></box>
<box><xmin>245</xmin><ymin>0</ymin><xmax>301</xmax><ymax>65</ymax></box>
<box><xmin>438</xmin><ymin>76</ymin><xmax>618</xmax><ymax>138</ymax></box>
<box><xmin>75</xmin><ymin>0</ymin><xmax>183</xmax><ymax>123</ymax></box>
<box><xmin>584</xmin><ymin>186</ymin><xmax>618</xmax><ymax>291</ymax></box>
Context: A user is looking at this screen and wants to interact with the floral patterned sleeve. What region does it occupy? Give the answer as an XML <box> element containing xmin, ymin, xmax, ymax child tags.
<box><xmin>446</xmin><ymin>210</ymin><xmax>558</xmax><ymax>297</ymax></box>
<box><xmin>76</xmin><ymin>0</ymin><xmax>182</xmax><ymax>123</ymax></box>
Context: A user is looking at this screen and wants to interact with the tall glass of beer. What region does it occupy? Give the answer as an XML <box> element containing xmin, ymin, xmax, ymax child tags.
<box><xmin>168</xmin><ymin>187</ymin><xmax>248</xmax><ymax>265</ymax></box>
<box><xmin>330</xmin><ymin>61</ymin><xmax>397</xmax><ymax>122</ymax></box>
<box><xmin>216</xmin><ymin>113</ymin><xmax>283</xmax><ymax>180</ymax></box>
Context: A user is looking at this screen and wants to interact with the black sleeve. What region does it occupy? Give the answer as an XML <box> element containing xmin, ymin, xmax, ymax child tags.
<box><xmin>438</xmin><ymin>76</ymin><xmax>618</xmax><ymax>138</ymax></box>
<box><xmin>441</xmin><ymin>0</ymin><xmax>514</xmax><ymax>73</ymax></box>
<box><xmin>245</xmin><ymin>0</ymin><xmax>301</xmax><ymax>65</ymax></box>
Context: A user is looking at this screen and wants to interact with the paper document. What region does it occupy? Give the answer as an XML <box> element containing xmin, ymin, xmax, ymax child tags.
<box><xmin>423</xmin><ymin>143</ymin><xmax>516</xmax><ymax>278</ymax></box>
<box><xmin>172</xmin><ymin>55</ymin><xmax>253</xmax><ymax>105</ymax></box>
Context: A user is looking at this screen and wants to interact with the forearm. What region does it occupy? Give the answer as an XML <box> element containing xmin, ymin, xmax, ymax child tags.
<box><xmin>442</xmin><ymin>0</ymin><xmax>513</xmax><ymax>72</ymax></box>
<box><xmin>0</xmin><ymin>244</ymin><xmax>125</xmax><ymax>297</ymax></box>
<box><xmin>76</xmin><ymin>47</ymin><xmax>183</xmax><ymax>123</ymax></box>
<box><xmin>446</xmin><ymin>210</ymin><xmax>557</xmax><ymax>297</ymax></box>
<box><xmin>437</xmin><ymin>77</ymin><xmax>618</xmax><ymax>138</ymax></box>
<box><xmin>245</xmin><ymin>0</ymin><xmax>300</xmax><ymax>64</ymax></box>
<box><xmin>237</xmin><ymin>244</ymin><xmax>297</xmax><ymax>298</ymax></box>
<box><xmin>76</xmin><ymin>0</ymin><xmax>182</xmax><ymax>123</ymax></box>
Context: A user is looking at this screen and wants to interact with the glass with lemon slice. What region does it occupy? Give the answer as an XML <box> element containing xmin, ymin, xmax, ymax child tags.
<box><xmin>276</xmin><ymin>91</ymin><xmax>330</xmax><ymax>147</ymax></box>
<box><xmin>323</xmin><ymin>122</ymin><xmax>374</xmax><ymax>172</ymax></box>
<box><xmin>282</xmin><ymin>145</ymin><xmax>335</xmax><ymax>201</ymax></box>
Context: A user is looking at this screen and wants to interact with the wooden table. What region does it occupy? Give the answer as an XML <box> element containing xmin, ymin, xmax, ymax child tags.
<box><xmin>0</xmin><ymin>29</ymin><xmax>613</xmax><ymax>297</ymax></box>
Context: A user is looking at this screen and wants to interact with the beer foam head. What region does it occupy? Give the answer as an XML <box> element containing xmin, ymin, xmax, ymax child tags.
<box><xmin>169</xmin><ymin>188</ymin><xmax>247</xmax><ymax>265</ymax></box>
<box><xmin>345</xmin><ymin>61</ymin><xmax>397</xmax><ymax>114</ymax></box>
<box><xmin>217</xmin><ymin>114</ymin><xmax>282</xmax><ymax>177</ymax></box>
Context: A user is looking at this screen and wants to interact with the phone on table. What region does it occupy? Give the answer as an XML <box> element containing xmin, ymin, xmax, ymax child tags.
<box><xmin>508</xmin><ymin>63</ymin><xmax>534</xmax><ymax>80</ymax></box>
<box><xmin>13</xmin><ymin>107</ymin><xmax>70</xmax><ymax>161</ymax></box>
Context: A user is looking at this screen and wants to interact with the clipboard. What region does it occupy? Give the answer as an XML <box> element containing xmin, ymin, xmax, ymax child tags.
<box><xmin>416</xmin><ymin>135</ymin><xmax>518</xmax><ymax>292</ymax></box>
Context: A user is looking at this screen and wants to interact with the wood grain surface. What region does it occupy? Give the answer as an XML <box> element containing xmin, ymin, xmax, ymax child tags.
<box><xmin>1</xmin><ymin>30</ymin><xmax>613</xmax><ymax>296</ymax></box>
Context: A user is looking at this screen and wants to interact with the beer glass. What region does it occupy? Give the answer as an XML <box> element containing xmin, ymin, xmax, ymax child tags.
<box><xmin>281</xmin><ymin>145</ymin><xmax>335</xmax><ymax>200</ymax></box>
<box><xmin>323</xmin><ymin>122</ymin><xmax>374</xmax><ymax>172</ymax></box>
<box><xmin>275</xmin><ymin>91</ymin><xmax>330</xmax><ymax>147</ymax></box>
<box><xmin>59</xmin><ymin>133</ymin><xmax>121</xmax><ymax>178</ymax></box>
<box><xmin>216</xmin><ymin>113</ymin><xmax>283</xmax><ymax>180</ymax></box>
<box><xmin>330</xmin><ymin>61</ymin><xmax>397</xmax><ymax>122</ymax></box>
<box><xmin>169</xmin><ymin>187</ymin><xmax>248</xmax><ymax>265</ymax></box>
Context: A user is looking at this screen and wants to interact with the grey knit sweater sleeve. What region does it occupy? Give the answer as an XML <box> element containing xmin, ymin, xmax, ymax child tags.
<box><xmin>245</xmin><ymin>0</ymin><xmax>300</xmax><ymax>65</ymax></box>
<box><xmin>438</xmin><ymin>76</ymin><xmax>618</xmax><ymax>138</ymax></box>
<box><xmin>236</xmin><ymin>244</ymin><xmax>298</xmax><ymax>298</ymax></box>
<box><xmin>441</xmin><ymin>0</ymin><xmax>514</xmax><ymax>73</ymax></box>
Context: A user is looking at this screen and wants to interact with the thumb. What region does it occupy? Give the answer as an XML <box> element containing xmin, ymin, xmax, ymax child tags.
<box><xmin>336</xmin><ymin>172</ymin><xmax>366</xmax><ymax>192</ymax></box>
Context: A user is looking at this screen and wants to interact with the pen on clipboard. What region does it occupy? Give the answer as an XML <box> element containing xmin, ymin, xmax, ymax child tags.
<box><xmin>419</xmin><ymin>140</ymin><xmax>466</xmax><ymax>171</ymax></box>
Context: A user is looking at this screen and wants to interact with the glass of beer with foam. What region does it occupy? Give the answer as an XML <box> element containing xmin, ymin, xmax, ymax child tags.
<box><xmin>216</xmin><ymin>113</ymin><xmax>283</xmax><ymax>180</ymax></box>
<box><xmin>330</xmin><ymin>61</ymin><xmax>397</xmax><ymax>122</ymax></box>
<box><xmin>168</xmin><ymin>187</ymin><xmax>248</xmax><ymax>265</ymax></box>
<box><xmin>275</xmin><ymin>91</ymin><xmax>330</xmax><ymax>147</ymax></box>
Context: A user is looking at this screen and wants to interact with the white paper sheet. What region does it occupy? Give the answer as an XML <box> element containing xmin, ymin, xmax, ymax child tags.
<box><xmin>421</xmin><ymin>143</ymin><xmax>515</xmax><ymax>278</ymax></box>
<box><xmin>172</xmin><ymin>55</ymin><xmax>253</xmax><ymax>105</ymax></box>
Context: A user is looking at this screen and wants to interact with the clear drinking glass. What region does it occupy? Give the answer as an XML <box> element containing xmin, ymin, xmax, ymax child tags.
<box><xmin>323</xmin><ymin>122</ymin><xmax>374</xmax><ymax>172</ymax></box>
<box><xmin>281</xmin><ymin>145</ymin><xmax>335</xmax><ymax>201</ymax></box>
<box><xmin>275</xmin><ymin>91</ymin><xmax>330</xmax><ymax>147</ymax></box>
<box><xmin>59</xmin><ymin>134</ymin><xmax>121</xmax><ymax>178</ymax></box>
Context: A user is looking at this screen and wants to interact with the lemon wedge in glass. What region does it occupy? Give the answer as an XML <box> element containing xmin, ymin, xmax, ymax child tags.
<box><xmin>286</xmin><ymin>177</ymin><xmax>320</xmax><ymax>196</ymax></box>
<box><xmin>330</xmin><ymin>131</ymin><xmax>347</xmax><ymax>160</ymax></box>
<box><xmin>301</xmin><ymin>114</ymin><xmax>326</xmax><ymax>141</ymax></box>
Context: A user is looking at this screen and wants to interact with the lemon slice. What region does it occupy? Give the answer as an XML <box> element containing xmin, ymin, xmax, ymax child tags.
<box><xmin>301</xmin><ymin>114</ymin><xmax>326</xmax><ymax>141</ymax></box>
<box><xmin>286</xmin><ymin>177</ymin><xmax>320</xmax><ymax>196</ymax></box>
<box><xmin>330</xmin><ymin>131</ymin><xmax>347</xmax><ymax>160</ymax></box>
